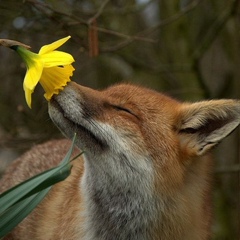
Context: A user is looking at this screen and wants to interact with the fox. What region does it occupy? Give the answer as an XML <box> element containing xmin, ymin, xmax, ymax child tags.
<box><xmin>0</xmin><ymin>81</ymin><xmax>240</xmax><ymax>240</ymax></box>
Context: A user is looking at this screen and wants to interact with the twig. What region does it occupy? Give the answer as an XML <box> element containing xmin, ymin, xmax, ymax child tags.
<box><xmin>138</xmin><ymin>0</ymin><xmax>201</xmax><ymax>36</ymax></box>
<box><xmin>101</xmin><ymin>0</ymin><xmax>201</xmax><ymax>52</ymax></box>
<box><xmin>191</xmin><ymin>0</ymin><xmax>239</xmax><ymax>99</ymax></box>
<box><xmin>0</xmin><ymin>39</ymin><xmax>31</xmax><ymax>49</ymax></box>
<box><xmin>25</xmin><ymin>0</ymin><xmax>154</xmax><ymax>44</ymax></box>
<box><xmin>25</xmin><ymin>0</ymin><xmax>200</xmax><ymax>50</ymax></box>
<box><xmin>193</xmin><ymin>0</ymin><xmax>238</xmax><ymax>60</ymax></box>
<box><xmin>26</xmin><ymin>0</ymin><xmax>86</xmax><ymax>24</ymax></box>
<box><xmin>88</xmin><ymin>0</ymin><xmax>110</xmax><ymax>24</ymax></box>
<box><xmin>94</xmin><ymin>26</ymin><xmax>156</xmax><ymax>43</ymax></box>
<box><xmin>97</xmin><ymin>0</ymin><xmax>156</xmax><ymax>16</ymax></box>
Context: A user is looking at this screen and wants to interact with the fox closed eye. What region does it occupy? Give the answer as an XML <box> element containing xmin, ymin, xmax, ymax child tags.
<box><xmin>112</xmin><ymin>105</ymin><xmax>139</xmax><ymax>119</ymax></box>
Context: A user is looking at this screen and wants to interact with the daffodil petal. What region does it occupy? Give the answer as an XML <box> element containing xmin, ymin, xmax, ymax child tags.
<box><xmin>38</xmin><ymin>36</ymin><xmax>71</xmax><ymax>55</ymax></box>
<box><xmin>23</xmin><ymin>60</ymin><xmax>43</xmax><ymax>90</ymax></box>
<box><xmin>23</xmin><ymin>84</ymin><xmax>33</xmax><ymax>108</ymax></box>
<box><xmin>41</xmin><ymin>51</ymin><xmax>74</xmax><ymax>68</ymax></box>
<box><xmin>22</xmin><ymin>60</ymin><xmax>43</xmax><ymax>108</ymax></box>
<box><xmin>40</xmin><ymin>65</ymin><xmax>75</xmax><ymax>100</ymax></box>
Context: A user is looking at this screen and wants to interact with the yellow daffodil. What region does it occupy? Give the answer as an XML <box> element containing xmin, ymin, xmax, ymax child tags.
<box><xmin>8</xmin><ymin>36</ymin><xmax>75</xmax><ymax>108</ymax></box>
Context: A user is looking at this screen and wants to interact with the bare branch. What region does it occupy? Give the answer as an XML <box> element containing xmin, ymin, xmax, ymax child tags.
<box><xmin>191</xmin><ymin>0</ymin><xmax>239</xmax><ymax>98</ymax></box>
<box><xmin>25</xmin><ymin>0</ymin><xmax>156</xmax><ymax>46</ymax></box>
<box><xmin>26</xmin><ymin>0</ymin><xmax>86</xmax><ymax>24</ymax></box>
<box><xmin>88</xmin><ymin>0</ymin><xmax>111</xmax><ymax>24</ymax></box>
<box><xmin>138</xmin><ymin>0</ymin><xmax>201</xmax><ymax>36</ymax></box>
<box><xmin>193</xmin><ymin>0</ymin><xmax>239</xmax><ymax>60</ymax></box>
<box><xmin>96</xmin><ymin>26</ymin><xmax>156</xmax><ymax>43</ymax></box>
<box><xmin>102</xmin><ymin>0</ymin><xmax>201</xmax><ymax>52</ymax></box>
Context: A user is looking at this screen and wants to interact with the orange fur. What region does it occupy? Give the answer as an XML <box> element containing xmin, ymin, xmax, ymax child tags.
<box><xmin>1</xmin><ymin>82</ymin><xmax>240</xmax><ymax>240</ymax></box>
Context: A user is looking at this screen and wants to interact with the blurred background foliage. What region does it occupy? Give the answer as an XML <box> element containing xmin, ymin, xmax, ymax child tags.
<box><xmin>0</xmin><ymin>0</ymin><xmax>239</xmax><ymax>239</ymax></box>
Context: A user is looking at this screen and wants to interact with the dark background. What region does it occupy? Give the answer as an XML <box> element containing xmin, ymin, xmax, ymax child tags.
<box><xmin>0</xmin><ymin>0</ymin><xmax>239</xmax><ymax>239</ymax></box>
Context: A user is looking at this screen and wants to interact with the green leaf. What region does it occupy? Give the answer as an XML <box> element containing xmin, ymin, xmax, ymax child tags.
<box><xmin>0</xmin><ymin>188</ymin><xmax>50</xmax><ymax>238</ymax></box>
<box><xmin>0</xmin><ymin>133</ymin><xmax>79</xmax><ymax>238</ymax></box>
<box><xmin>0</xmin><ymin>162</ymin><xmax>72</xmax><ymax>213</ymax></box>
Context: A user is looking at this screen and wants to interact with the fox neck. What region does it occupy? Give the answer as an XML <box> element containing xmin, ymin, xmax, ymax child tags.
<box><xmin>81</xmin><ymin>152</ymin><xmax>157</xmax><ymax>240</ymax></box>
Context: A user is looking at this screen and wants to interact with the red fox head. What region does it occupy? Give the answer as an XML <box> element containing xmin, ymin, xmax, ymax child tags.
<box><xmin>49</xmin><ymin>81</ymin><xmax>240</xmax><ymax>160</ymax></box>
<box><xmin>48</xmin><ymin>81</ymin><xmax>240</xmax><ymax>239</ymax></box>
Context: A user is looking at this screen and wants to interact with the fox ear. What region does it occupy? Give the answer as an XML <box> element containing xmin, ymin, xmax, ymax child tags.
<box><xmin>178</xmin><ymin>100</ymin><xmax>240</xmax><ymax>156</ymax></box>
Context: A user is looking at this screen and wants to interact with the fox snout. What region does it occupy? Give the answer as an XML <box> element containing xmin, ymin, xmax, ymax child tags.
<box><xmin>49</xmin><ymin>82</ymin><xmax>109</xmax><ymax>152</ymax></box>
<box><xmin>49</xmin><ymin>82</ymin><xmax>153</xmax><ymax>156</ymax></box>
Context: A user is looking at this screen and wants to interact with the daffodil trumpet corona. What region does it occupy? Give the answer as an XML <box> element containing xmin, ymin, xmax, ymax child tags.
<box><xmin>0</xmin><ymin>36</ymin><xmax>75</xmax><ymax>108</ymax></box>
